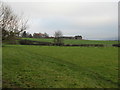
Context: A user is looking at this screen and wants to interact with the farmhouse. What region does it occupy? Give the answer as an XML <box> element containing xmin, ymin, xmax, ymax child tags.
<box><xmin>33</xmin><ymin>33</ymin><xmax>49</xmax><ymax>38</ymax></box>
<box><xmin>75</xmin><ymin>35</ymin><xmax>82</xmax><ymax>40</ymax></box>
<box><xmin>33</xmin><ymin>33</ymin><xmax>44</xmax><ymax>38</ymax></box>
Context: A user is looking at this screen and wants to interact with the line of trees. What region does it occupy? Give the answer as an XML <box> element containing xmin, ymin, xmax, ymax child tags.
<box><xmin>20</xmin><ymin>31</ymin><xmax>49</xmax><ymax>38</ymax></box>
<box><xmin>21</xmin><ymin>31</ymin><xmax>32</xmax><ymax>38</ymax></box>
<box><xmin>0</xmin><ymin>1</ymin><xmax>28</xmax><ymax>44</ymax></box>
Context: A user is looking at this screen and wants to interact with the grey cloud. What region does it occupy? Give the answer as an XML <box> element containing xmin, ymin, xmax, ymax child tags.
<box><xmin>5</xmin><ymin>1</ymin><xmax>118</xmax><ymax>40</ymax></box>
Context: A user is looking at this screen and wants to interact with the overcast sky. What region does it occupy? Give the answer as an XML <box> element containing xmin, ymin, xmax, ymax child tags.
<box><xmin>3</xmin><ymin>0</ymin><xmax>118</xmax><ymax>40</ymax></box>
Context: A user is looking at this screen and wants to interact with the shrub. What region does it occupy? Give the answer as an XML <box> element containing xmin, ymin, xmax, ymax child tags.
<box><xmin>19</xmin><ymin>40</ymin><xmax>33</xmax><ymax>45</ymax></box>
<box><xmin>112</xmin><ymin>44</ymin><xmax>120</xmax><ymax>47</ymax></box>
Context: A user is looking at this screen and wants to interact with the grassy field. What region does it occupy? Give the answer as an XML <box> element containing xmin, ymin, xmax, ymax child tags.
<box><xmin>3</xmin><ymin>45</ymin><xmax>118</xmax><ymax>88</ymax></box>
<box><xmin>22</xmin><ymin>38</ymin><xmax>118</xmax><ymax>45</ymax></box>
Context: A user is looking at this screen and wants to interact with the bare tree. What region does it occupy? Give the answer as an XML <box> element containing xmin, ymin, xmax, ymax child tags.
<box><xmin>54</xmin><ymin>30</ymin><xmax>64</xmax><ymax>46</ymax></box>
<box><xmin>0</xmin><ymin>1</ymin><xmax>28</xmax><ymax>43</ymax></box>
<box><xmin>44</xmin><ymin>32</ymin><xmax>49</xmax><ymax>38</ymax></box>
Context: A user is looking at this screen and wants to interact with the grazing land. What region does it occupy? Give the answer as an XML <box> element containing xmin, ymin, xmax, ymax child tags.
<box><xmin>22</xmin><ymin>38</ymin><xmax>118</xmax><ymax>46</ymax></box>
<box><xmin>3</xmin><ymin>45</ymin><xmax>118</xmax><ymax>88</ymax></box>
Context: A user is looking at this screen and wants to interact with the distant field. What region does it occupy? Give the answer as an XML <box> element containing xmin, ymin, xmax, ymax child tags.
<box><xmin>3</xmin><ymin>45</ymin><xmax>118</xmax><ymax>88</ymax></box>
<box><xmin>22</xmin><ymin>38</ymin><xmax>118</xmax><ymax>45</ymax></box>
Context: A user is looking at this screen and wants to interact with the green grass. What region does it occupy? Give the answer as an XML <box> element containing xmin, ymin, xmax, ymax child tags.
<box><xmin>22</xmin><ymin>38</ymin><xmax>118</xmax><ymax>45</ymax></box>
<box><xmin>22</xmin><ymin>38</ymin><xmax>53</xmax><ymax>43</ymax></box>
<box><xmin>3</xmin><ymin>45</ymin><xmax>118</xmax><ymax>88</ymax></box>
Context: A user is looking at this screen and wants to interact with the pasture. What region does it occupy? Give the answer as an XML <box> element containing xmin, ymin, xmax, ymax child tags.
<box><xmin>2</xmin><ymin>45</ymin><xmax>118</xmax><ymax>88</ymax></box>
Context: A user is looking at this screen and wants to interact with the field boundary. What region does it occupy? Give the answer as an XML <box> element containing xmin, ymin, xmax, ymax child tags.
<box><xmin>19</xmin><ymin>39</ymin><xmax>120</xmax><ymax>47</ymax></box>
